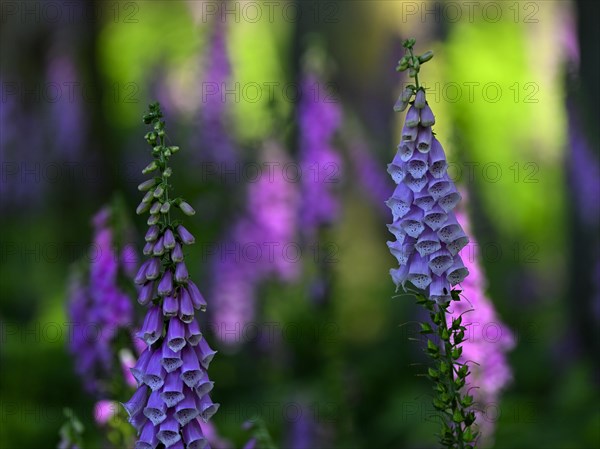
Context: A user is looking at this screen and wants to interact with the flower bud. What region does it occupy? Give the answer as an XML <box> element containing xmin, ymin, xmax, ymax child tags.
<box><xmin>178</xmin><ymin>202</ymin><xmax>195</xmax><ymax>216</ymax></box>
<box><xmin>138</xmin><ymin>179</ymin><xmax>156</xmax><ymax>192</ymax></box>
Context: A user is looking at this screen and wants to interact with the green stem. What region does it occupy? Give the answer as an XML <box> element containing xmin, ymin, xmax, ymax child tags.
<box><xmin>407</xmin><ymin>46</ymin><xmax>421</xmax><ymax>90</ymax></box>
<box><xmin>438</xmin><ymin>304</ymin><xmax>465</xmax><ymax>449</ymax></box>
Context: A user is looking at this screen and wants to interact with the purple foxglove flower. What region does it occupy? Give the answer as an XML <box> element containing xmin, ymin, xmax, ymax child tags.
<box><xmin>175</xmin><ymin>392</ymin><xmax>200</xmax><ymax>426</ymax></box>
<box><xmin>416</xmin><ymin>126</ymin><xmax>432</xmax><ymax>153</ymax></box>
<box><xmin>138</xmin><ymin>281</ymin><xmax>155</xmax><ymax>305</ymax></box>
<box><xmin>179</xmin><ymin>201</ymin><xmax>196</xmax><ymax>216</ymax></box>
<box><xmin>163</xmin><ymin>295</ymin><xmax>179</xmax><ymax>318</ymax></box>
<box><xmin>143</xmin><ymin>241</ymin><xmax>155</xmax><ymax>256</ymax></box>
<box><xmin>145</xmin><ymin>257</ymin><xmax>161</xmax><ymax>280</ymax></box>
<box><xmin>419</xmin><ymin>104</ymin><xmax>435</xmax><ymax>126</ymax></box>
<box><xmin>171</xmin><ymin>243</ymin><xmax>184</xmax><ymax>263</ymax></box>
<box><xmin>137</xmin><ymin>420</ymin><xmax>159</xmax><ymax>449</ymax></box>
<box><xmin>428</xmin><ymin>138</ymin><xmax>448</xmax><ymax>179</ymax></box>
<box><xmin>138</xmin><ymin>306</ymin><xmax>163</xmax><ymax>345</ymax></box>
<box><xmin>177</xmin><ymin>225</ymin><xmax>195</xmax><ymax>245</ymax></box>
<box><xmin>386</xmin><ymin>88</ymin><xmax>469</xmax><ymax>299</ymax></box>
<box><xmin>187</xmin><ymin>281</ymin><xmax>207</xmax><ymax>311</ymax></box>
<box><xmin>161</xmin><ymin>340</ymin><xmax>183</xmax><ymax>373</ymax></box>
<box><xmin>152</xmin><ymin>236</ymin><xmax>165</xmax><ymax>256</ymax></box>
<box><xmin>149</xmin><ymin>201</ymin><xmax>162</xmax><ymax>215</ymax></box>
<box><xmin>124</xmin><ymin>105</ymin><xmax>218</xmax><ymax>445</ymax></box>
<box><xmin>405</xmin><ymin>106</ymin><xmax>420</xmax><ymax>127</ymax></box>
<box><xmin>401</xmin><ymin>123</ymin><xmax>418</xmax><ymax>142</ymax></box>
<box><xmin>147</xmin><ymin>213</ymin><xmax>160</xmax><ymax>226</ymax></box>
<box><xmin>135</xmin><ymin>260</ymin><xmax>151</xmax><ymax>284</ymax></box>
<box><xmin>186</xmin><ymin>319</ymin><xmax>203</xmax><ymax>346</ymax></box>
<box><xmin>406</xmin><ymin>150</ymin><xmax>428</xmax><ymax>178</ymax></box>
<box><xmin>161</xmin><ymin>371</ymin><xmax>185</xmax><ymax>407</ymax></box>
<box><xmin>131</xmin><ymin>349</ymin><xmax>152</xmax><ymax>385</ymax></box>
<box><xmin>122</xmin><ymin>384</ymin><xmax>149</xmax><ymax>418</ymax></box>
<box><xmin>157</xmin><ymin>412</ymin><xmax>181</xmax><ymax>447</ymax></box>
<box><xmin>160</xmin><ymin>202</ymin><xmax>171</xmax><ymax>214</ymax></box>
<box><xmin>175</xmin><ymin>262</ymin><xmax>189</xmax><ymax>283</ymax></box>
<box><xmin>182</xmin><ymin>419</ymin><xmax>207</xmax><ymax>448</ymax></box>
<box><xmin>67</xmin><ymin>207</ymin><xmax>136</xmax><ymax>395</ymax></box>
<box><xmin>413</xmin><ymin>189</ymin><xmax>435</xmax><ymax>212</ymax></box>
<box><xmin>197</xmin><ymin>394</ymin><xmax>220</xmax><ymax>421</ymax></box>
<box><xmin>179</xmin><ymin>288</ymin><xmax>195</xmax><ymax>323</ymax></box>
<box><xmin>398</xmin><ymin>141</ymin><xmax>415</xmax><ymax>161</ymax></box>
<box><xmin>167</xmin><ymin>317</ymin><xmax>187</xmax><ymax>352</ymax></box>
<box><xmin>164</xmin><ymin>229</ymin><xmax>176</xmax><ymax>249</ymax></box>
<box><xmin>180</xmin><ymin>345</ymin><xmax>202</xmax><ymax>388</ymax></box>
<box><xmin>144</xmin><ymin>389</ymin><xmax>167</xmax><ymax>425</ymax></box>
<box><xmin>143</xmin><ymin>349</ymin><xmax>166</xmax><ymax>392</ymax></box>
<box><xmin>158</xmin><ymin>270</ymin><xmax>173</xmax><ymax>297</ymax></box>
<box><xmin>145</xmin><ymin>225</ymin><xmax>159</xmax><ymax>242</ymax></box>
<box><xmin>197</xmin><ymin>338</ymin><xmax>217</xmax><ymax>369</ymax></box>
<box><xmin>414</xmin><ymin>89</ymin><xmax>426</xmax><ymax>108</ymax></box>
<box><xmin>138</xmin><ymin>179</ymin><xmax>157</xmax><ymax>192</ymax></box>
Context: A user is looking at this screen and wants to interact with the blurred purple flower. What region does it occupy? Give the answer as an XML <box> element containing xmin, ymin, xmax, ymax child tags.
<box><xmin>67</xmin><ymin>207</ymin><xmax>134</xmax><ymax>395</ymax></box>
<box><xmin>45</xmin><ymin>53</ymin><xmax>86</xmax><ymax>162</ymax></box>
<box><xmin>298</xmin><ymin>72</ymin><xmax>342</xmax><ymax>235</ymax></box>
<box><xmin>349</xmin><ymin>139</ymin><xmax>394</xmax><ymax>216</ymax></box>
<box><xmin>567</xmin><ymin>103</ymin><xmax>600</xmax><ymax>228</ymax></box>
<box><xmin>386</xmin><ymin>90</ymin><xmax>469</xmax><ymax>300</ymax></box>
<box><xmin>448</xmin><ymin>210</ymin><xmax>514</xmax><ymax>444</ymax></box>
<box><xmin>285</xmin><ymin>403</ymin><xmax>317</xmax><ymax>449</ymax></box>
<box><xmin>195</xmin><ymin>17</ymin><xmax>236</xmax><ymax>165</ymax></box>
<box><xmin>211</xmin><ymin>142</ymin><xmax>299</xmax><ymax>347</ymax></box>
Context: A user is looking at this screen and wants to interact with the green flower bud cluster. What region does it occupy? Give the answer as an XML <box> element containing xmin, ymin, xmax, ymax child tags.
<box><xmin>394</xmin><ymin>38</ymin><xmax>434</xmax><ymax>112</ymax></box>
<box><xmin>136</xmin><ymin>103</ymin><xmax>195</xmax><ymax>226</ymax></box>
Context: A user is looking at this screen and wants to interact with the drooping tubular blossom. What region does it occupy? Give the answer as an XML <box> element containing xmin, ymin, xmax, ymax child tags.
<box><xmin>123</xmin><ymin>103</ymin><xmax>219</xmax><ymax>448</ymax></box>
<box><xmin>67</xmin><ymin>207</ymin><xmax>134</xmax><ymax>395</ymax></box>
<box><xmin>298</xmin><ymin>71</ymin><xmax>342</xmax><ymax>235</ymax></box>
<box><xmin>448</xmin><ymin>210</ymin><xmax>514</xmax><ymax>444</ymax></box>
<box><xmin>386</xmin><ymin>88</ymin><xmax>469</xmax><ymax>300</ymax></box>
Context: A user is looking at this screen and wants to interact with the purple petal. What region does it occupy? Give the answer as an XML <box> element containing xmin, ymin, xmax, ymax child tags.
<box><xmin>175</xmin><ymin>262</ymin><xmax>189</xmax><ymax>283</ymax></box>
<box><xmin>429</xmin><ymin>275</ymin><xmax>451</xmax><ymax>304</ymax></box>
<box><xmin>167</xmin><ymin>317</ymin><xmax>187</xmax><ymax>353</ymax></box>
<box><xmin>144</xmin><ymin>389</ymin><xmax>167</xmax><ymax>425</ymax></box>
<box><xmin>143</xmin><ymin>349</ymin><xmax>165</xmax><ymax>391</ymax></box>
<box><xmin>407</xmin><ymin>253</ymin><xmax>432</xmax><ymax>289</ymax></box>
<box><xmin>180</xmin><ymin>345</ymin><xmax>202</xmax><ymax>388</ymax></box>
<box><xmin>405</xmin><ymin>106</ymin><xmax>419</xmax><ymax>127</ymax></box>
<box><xmin>197</xmin><ymin>338</ymin><xmax>217</xmax><ymax>369</ymax></box>
<box><xmin>416</xmin><ymin>126</ymin><xmax>432</xmax><ymax>153</ymax></box>
<box><xmin>428</xmin><ymin>249</ymin><xmax>453</xmax><ymax>276</ymax></box>
<box><xmin>157</xmin><ymin>413</ymin><xmax>182</xmax><ymax>447</ymax></box>
<box><xmin>419</xmin><ymin>104</ymin><xmax>435</xmax><ymax>126</ymax></box>
<box><xmin>164</xmin><ymin>228</ymin><xmax>176</xmax><ymax>249</ymax></box>
<box><xmin>175</xmin><ymin>390</ymin><xmax>200</xmax><ymax>426</ymax></box>
<box><xmin>182</xmin><ymin>419</ymin><xmax>207</xmax><ymax>449</ymax></box>
<box><xmin>177</xmin><ymin>225</ymin><xmax>195</xmax><ymax>245</ymax></box>
<box><xmin>158</xmin><ymin>270</ymin><xmax>173</xmax><ymax>297</ymax></box>
<box><xmin>161</xmin><ymin>339</ymin><xmax>183</xmax><ymax>373</ymax></box>
<box><xmin>138</xmin><ymin>281</ymin><xmax>155</xmax><ymax>306</ymax></box>
<box><xmin>187</xmin><ymin>281</ymin><xmax>207</xmax><ymax>312</ymax></box>
<box><xmin>172</xmin><ymin>243</ymin><xmax>184</xmax><ymax>263</ymax></box>
<box><xmin>122</xmin><ymin>384</ymin><xmax>149</xmax><ymax>418</ymax></box>
<box><xmin>160</xmin><ymin>371</ymin><xmax>185</xmax><ymax>407</ymax></box>
<box><xmin>186</xmin><ymin>318</ymin><xmax>203</xmax><ymax>346</ymax></box>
